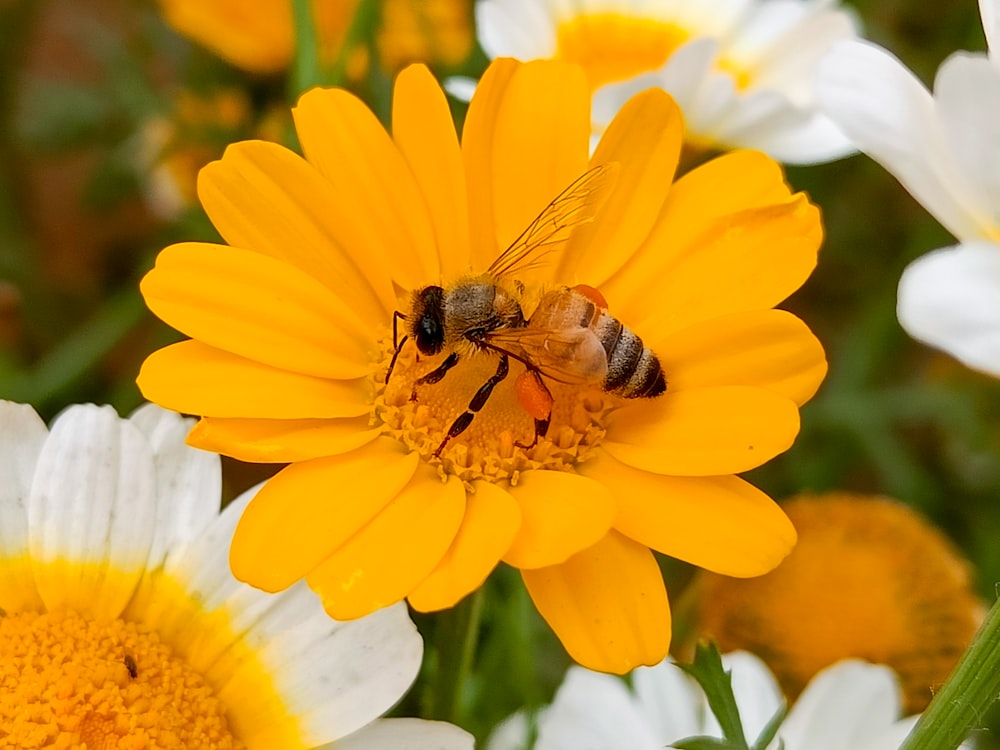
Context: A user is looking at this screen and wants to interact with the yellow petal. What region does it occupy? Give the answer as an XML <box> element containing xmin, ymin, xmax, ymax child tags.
<box><xmin>393</xmin><ymin>64</ymin><xmax>471</xmax><ymax>277</ymax></box>
<box><xmin>292</xmin><ymin>87</ymin><xmax>440</xmax><ymax>291</ymax></box>
<box><xmin>138</xmin><ymin>340</ymin><xmax>372</xmax><ymax>419</ymax></box>
<box><xmin>462</xmin><ymin>58</ymin><xmax>521</xmax><ymax>269</ymax></box>
<box><xmin>198</xmin><ymin>140</ymin><xmax>395</xmax><ymax>325</ymax></box>
<box><xmin>522</xmin><ymin>531</ymin><xmax>671</xmax><ymax>674</ymax></box>
<box><xmin>187</xmin><ymin>416</ymin><xmax>382</xmax><ymax>463</ymax></box>
<box><xmin>618</xmin><ymin>195</ymin><xmax>822</xmax><ymax>338</ymax></box>
<box><xmin>230</xmin><ymin>439</ymin><xmax>418</xmax><ymax>592</ymax></box>
<box><xmin>408</xmin><ymin>480</ymin><xmax>522</xmax><ymax>612</ymax></box>
<box><xmin>502</xmin><ymin>470</ymin><xmax>615</xmax><ymax>570</ymax></box>
<box><xmin>580</xmin><ymin>452</ymin><xmax>797</xmax><ymax>576</ymax></box>
<box><xmin>490</xmin><ymin>61</ymin><xmax>591</xmax><ymax>284</ymax></box>
<box><xmin>603</xmin><ymin>386</ymin><xmax>800</xmax><ymax>476</ymax></box>
<box><xmin>308</xmin><ymin>468</ymin><xmax>466</xmax><ymax>620</ymax></box>
<box><xmin>141</xmin><ymin>242</ymin><xmax>372</xmax><ymax>379</ymax></box>
<box><xmin>558</xmin><ymin>89</ymin><xmax>682</xmax><ymax>286</ymax></box>
<box><xmin>652</xmin><ymin>309</ymin><xmax>827</xmax><ymax>406</ymax></box>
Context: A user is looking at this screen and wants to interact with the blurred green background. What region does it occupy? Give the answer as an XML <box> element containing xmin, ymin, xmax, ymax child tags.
<box><xmin>0</xmin><ymin>0</ymin><xmax>997</xmax><ymax>745</ymax></box>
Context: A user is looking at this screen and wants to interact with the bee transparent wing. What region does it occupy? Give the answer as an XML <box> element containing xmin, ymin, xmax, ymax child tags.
<box><xmin>487</xmin><ymin>162</ymin><xmax>619</xmax><ymax>281</ymax></box>
<box><xmin>487</xmin><ymin>326</ymin><xmax>609</xmax><ymax>385</ymax></box>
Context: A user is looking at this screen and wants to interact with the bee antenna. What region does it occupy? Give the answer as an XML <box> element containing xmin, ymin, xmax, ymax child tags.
<box><xmin>385</xmin><ymin>334</ymin><xmax>409</xmax><ymax>384</ymax></box>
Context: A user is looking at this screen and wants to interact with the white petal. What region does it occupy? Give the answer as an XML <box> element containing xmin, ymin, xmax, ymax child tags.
<box><xmin>816</xmin><ymin>40</ymin><xmax>989</xmax><ymax>241</ymax></box>
<box><xmin>128</xmin><ymin>404</ymin><xmax>220</xmax><ymax>570</ymax></box>
<box><xmin>486</xmin><ymin>710</ymin><xmax>542</xmax><ymax>750</ymax></box>
<box><xmin>476</xmin><ymin>0</ymin><xmax>557</xmax><ymax>60</ymax></box>
<box><xmin>536</xmin><ymin>667</ymin><xmax>660</xmax><ymax>750</ymax></box>
<box><xmin>776</xmin><ymin>660</ymin><xmax>901</xmax><ymax>750</ymax></box>
<box><xmin>723</xmin><ymin>95</ymin><xmax>855</xmax><ymax>164</ymax></box>
<box><xmin>631</xmin><ymin>660</ymin><xmax>704</xmax><ymax>742</ymax></box>
<box><xmin>897</xmin><ymin>241</ymin><xmax>1000</xmax><ymax>377</ymax></box>
<box><xmin>153</xmin><ymin>485</ymin><xmax>424</xmax><ymax>747</ymax></box>
<box><xmin>444</xmin><ymin>76</ymin><xmax>479</xmax><ymax>102</ymax></box>
<box><xmin>0</xmin><ymin>401</ymin><xmax>47</xmax><ymax>610</ymax></box>
<box><xmin>855</xmin><ymin>716</ymin><xmax>918</xmax><ymax>750</ymax></box>
<box><xmin>724</xmin><ymin>652</ymin><xmax>784</xmax><ymax>743</ymax></box>
<box><xmin>330</xmin><ymin>718</ymin><xmax>474</xmax><ymax>750</ymax></box>
<box><xmin>983</xmin><ymin>0</ymin><xmax>1000</xmax><ymax>58</ymax></box>
<box><xmin>934</xmin><ymin>53</ymin><xmax>1000</xmax><ymax>230</ymax></box>
<box><xmin>29</xmin><ymin>404</ymin><xmax>157</xmax><ymax>619</ymax></box>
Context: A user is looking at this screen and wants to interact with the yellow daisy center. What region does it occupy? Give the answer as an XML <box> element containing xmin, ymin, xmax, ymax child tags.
<box><xmin>555</xmin><ymin>13</ymin><xmax>687</xmax><ymax>90</ymax></box>
<box><xmin>0</xmin><ymin>608</ymin><xmax>244</xmax><ymax>749</ymax></box>
<box><xmin>554</xmin><ymin>13</ymin><xmax>751</xmax><ymax>92</ymax></box>
<box><xmin>374</xmin><ymin>332</ymin><xmax>618</xmax><ymax>488</ymax></box>
<box><xmin>693</xmin><ymin>493</ymin><xmax>984</xmax><ymax>712</ymax></box>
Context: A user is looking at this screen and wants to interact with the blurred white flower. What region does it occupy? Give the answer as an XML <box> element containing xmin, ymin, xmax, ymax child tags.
<box><xmin>816</xmin><ymin>0</ymin><xmax>1000</xmax><ymax>377</ymax></box>
<box><xmin>486</xmin><ymin>653</ymin><xmax>962</xmax><ymax>750</ymax></box>
<box><xmin>469</xmin><ymin>0</ymin><xmax>859</xmax><ymax>163</ymax></box>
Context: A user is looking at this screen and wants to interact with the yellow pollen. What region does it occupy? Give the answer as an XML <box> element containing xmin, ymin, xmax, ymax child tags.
<box><xmin>374</xmin><ymin>333</ymin><xmax>617</xmax><ymax>488</ymax></box>
<box><xmin>0</xmin><ymin>608</ymin><xmax>245</xmax><ymax>749</ymax></box>
<box><xmin>693</xmin><ymin>493</ymin><xmax>985</xmax><ymax>712</ymax></box>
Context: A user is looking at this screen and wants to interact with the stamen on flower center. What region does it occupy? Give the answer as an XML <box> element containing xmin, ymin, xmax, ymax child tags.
<box><xmin>374</xmin><ymin>334</ymin><xmax>617</xmax><ymax>487</ymax></box>
<box><xmin>0</xmin><ymin>608</ymin><xmax>245</xmax><ymax>748</ymax></box>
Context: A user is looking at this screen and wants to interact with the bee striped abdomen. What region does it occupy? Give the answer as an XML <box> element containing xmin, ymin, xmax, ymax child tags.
<box><xmin>594</xmin><ymin>310</ymin><xmax>666</xmax><ymax>398</ymax></box>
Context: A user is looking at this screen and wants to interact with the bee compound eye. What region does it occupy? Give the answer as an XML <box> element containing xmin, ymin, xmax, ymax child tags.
<box><xmin>413</xmin><ymin>285</ymin><xmax>446</xmax><ymax>355</ymax></box>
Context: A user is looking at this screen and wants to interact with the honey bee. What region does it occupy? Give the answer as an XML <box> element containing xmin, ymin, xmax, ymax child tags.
<box><xmin>386</xmin><ymin>163</ymin><xmax>666</xmax><ymax>457</ymax></box>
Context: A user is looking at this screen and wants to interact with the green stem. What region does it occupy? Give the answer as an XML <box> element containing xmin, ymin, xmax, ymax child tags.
<box><xmin>900</xmin><ymin>596</ymin><xmax>1000</xmax><ymax>750</ymax></box>
<box><xmin>328</xmin><ymin>0</ymin><xmax>380</xmax><ymax>86</ymax></box>
<box><xmin>290</xmin><ymin>0</ymin><xmax>322</xmax><ymax>96</ymax></box>
<box><xmin>429</xmin><ymin>588</ymin><xmax>485</xmax><ymax>725</ymax></box>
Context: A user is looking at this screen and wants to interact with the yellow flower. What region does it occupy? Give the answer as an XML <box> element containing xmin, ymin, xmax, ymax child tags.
<box><xmin>138</xmin><ymin>59</ymin><xmax>826</xmax><ymax>673</ymax></box>
<box><xmin>0</xmin><ymin>401</ymin><xmax>472</xmax><ymax>749</ymax></box>
<box><xmin>156</xmin><ymin>0</ymin><xmax>359</xmax><ymax>74</ymax></box>
<box><xmin>377</xmin><ymin>0</ymin><xmax>474</xmax><ymax>72</ymax></box>
<box><xmin>693</xmin><ymin>492</ymin><xmax>985</xmax><ymax>712</ymax></box>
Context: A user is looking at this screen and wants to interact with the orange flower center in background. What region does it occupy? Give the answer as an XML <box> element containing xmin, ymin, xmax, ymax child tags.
<box><xmin>693</xmin><ymin>493</ymin><xmax>984</xmax><ymax>712</ymax></box>
<box><xmin>555</xmin><ymin>13</ymin><xmax>687</xmax><ymax>90</ymax></box>
<box><xmin>0</xmin><ymin>609</ymin><xmax>243</xmax><ymax>748</ymax></box>
<box><xmin>376</xmin><ymin>332</ymin><xmax>618</xmax><ymax>487</ymax></box>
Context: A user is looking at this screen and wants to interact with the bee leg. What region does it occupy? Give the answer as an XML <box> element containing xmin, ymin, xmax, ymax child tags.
<box><xmin>433</xmin><ymin>355</ymin><xmax>509</xmax><ymax>458</ymax></box>
<box><xmin>411</xmin><ymin>352</ymin><xmax>460</xmax><ymax>400</ymax></box>
<box><xmin>515</xmin><ymin>417</ymin><xmax>551</xmax><ymax>451</ymax></box>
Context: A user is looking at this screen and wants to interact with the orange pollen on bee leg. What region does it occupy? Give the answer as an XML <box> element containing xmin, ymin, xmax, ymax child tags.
<box><xmin>572</xmin><ymin>284</ymin><xmax>607</xmax><ymax>308</ymax></box>
<box><xmin>373</xmin><ymin>328</ymin><xmax>618</xmax><ymax>486</ymax></box>
<box><xmin>516</xmin><ymin>370</ymin><xmax>553</xmax><ymax>420</ymax></box>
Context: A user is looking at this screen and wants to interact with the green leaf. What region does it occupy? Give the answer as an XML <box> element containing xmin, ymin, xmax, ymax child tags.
<box><xmin>679</xmin><ymin>643</ymin><xmax>750</xmax><ymax>750</ymax></box>
<box><xmin>672</xmin><ymin>737</ymin><xmax>737</xmax><ymax>750</ymax></box>
<box><xmin>750</xmin><ymin>703</ymin><xmax>787</xmax><ymax>750</ymax></box>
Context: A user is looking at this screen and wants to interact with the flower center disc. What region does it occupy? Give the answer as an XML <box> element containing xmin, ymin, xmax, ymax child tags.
<box><xmin>555</xmin><ymin>13</ymin><xmax>689</xmax><ymax>89</ymax></box>
<box><xmin>375</xmin><ymin>337</ymin><xmax>616</xmax><ymax>487</ymax></box>
<box><xmin>0</xmin><ymin>608</ymin><xmax>244</xmax><ymax>748</ymax></box>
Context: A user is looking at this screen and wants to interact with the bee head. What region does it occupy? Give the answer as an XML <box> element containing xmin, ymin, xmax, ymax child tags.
<box><xmin>411</xmin><ymin>285</ymin><xmax>446</xmax><ymax>355</ymax></box>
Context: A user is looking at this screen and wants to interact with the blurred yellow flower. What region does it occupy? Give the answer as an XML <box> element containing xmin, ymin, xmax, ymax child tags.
<box><xmin>157</xmin><ymin>0</ymin><xmax>358</xmax><ymax>74</ymax></box>
<box><xmin>138</xmin><ymin>59</ymin><xmax>825</xmax><ymax>673</ymax></box>
<box><xmin>157</xmin><ymin>0</ymin><xmax>472</xmax><ymax>75</ymax></box>
<box><xmin>694</xmin><ymin>492</ymin><xmax>984</xmax><ymax>712</ymax></box>
<box><xmin>378</xmin><ymin>0</ymin><xmax>474</xmax><ymax>72</ymax></box>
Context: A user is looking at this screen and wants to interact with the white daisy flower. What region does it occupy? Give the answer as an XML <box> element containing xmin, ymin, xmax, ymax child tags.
<box><xmin>469</xmin><ymin>0</ymin><xmax>859</xmax><ymax>163</ymax></box>
<box><xmin>816</xmin><ymin>0</ymin><xmax>1000</xmax><ymax>377</ymax></box>
<box><xmin>0</xmin><ymin>400</ymin><xmax>473</xmax><ymax>750</ymax></box>
<box><xmin>485</xmin><ymin>653</ymin><xmax>967</xmax><ymax>750</ymax></box>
